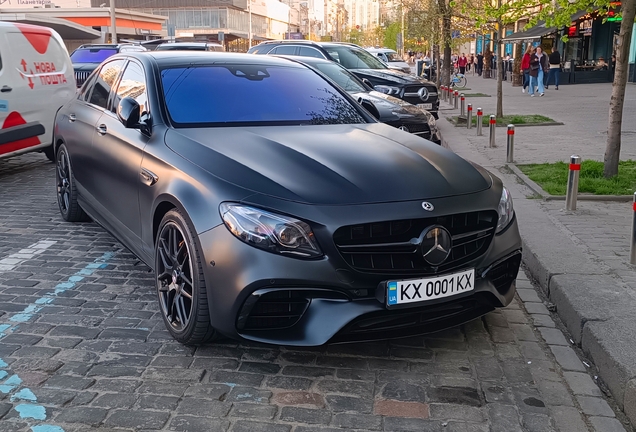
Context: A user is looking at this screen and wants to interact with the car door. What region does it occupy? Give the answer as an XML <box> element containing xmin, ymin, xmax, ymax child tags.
<box><xmin>89</xmin><ymin>59</ymin><xmax>149</xmax><ymax>251</ymax></box>
<box><xmin>63</xmin><ymin>59</ymin><xmax>126</xmax><ymax>190</ymax></box>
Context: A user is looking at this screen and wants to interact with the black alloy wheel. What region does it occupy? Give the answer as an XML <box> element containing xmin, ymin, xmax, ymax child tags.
<box><xmin>155</xmin><ymin>209</ymin><xmax>216</xmax><ymax>345</ymax></box>
<box><xmin>56</xmin><ymin>144</ymin><xmax>89</xmax><ymax>222</ymax></box>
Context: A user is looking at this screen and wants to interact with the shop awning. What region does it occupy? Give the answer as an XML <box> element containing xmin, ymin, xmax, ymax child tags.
<box><xmin>501</xmin><ymin>22</ymin><xmax>556</xmax><ymax>42</ymax></box>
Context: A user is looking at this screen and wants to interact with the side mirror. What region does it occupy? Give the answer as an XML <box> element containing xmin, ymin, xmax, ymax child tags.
<box><xmin>117</xmin><ymin>97</ymin><xmax>141</xmax><ymax>128</ymax></box>
<box><xmin>357</xmin><ymin>97</ymin><xmax>380</xmax><ymax>120</ymax></box>
<box><xmin>361</xmin><ymin>78</ymin><xmax>373</xmax><ymax>89</ymax></box>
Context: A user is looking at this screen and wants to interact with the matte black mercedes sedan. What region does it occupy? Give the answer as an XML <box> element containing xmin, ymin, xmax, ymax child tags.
<box><xmin>54</xmin><ymin>52</ymin><xmax>522</xmax><ymax>346</ymax></box>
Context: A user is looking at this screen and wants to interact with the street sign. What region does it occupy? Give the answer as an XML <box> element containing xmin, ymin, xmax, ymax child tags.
<box><xmin>451</xmin><ymin>30</ymin><xmax>460</xmax><ymax>39</ymax></box>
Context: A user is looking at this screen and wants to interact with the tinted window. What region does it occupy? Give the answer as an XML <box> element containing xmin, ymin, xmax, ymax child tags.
<box><xmin>271</xmin><ymin>46</ymin><xmax>297</xmax><ymax>55</ymax></box>
<box><xmin>324</xmin><ymin>46</ymin><xmax>387</xmax><ymax>70</ymax></box>
<box><xmin>161</xmin><ymin>65</ymin><xmax>365</xmax><ymax>126</ymax></box>
<box><xmin>312</xmin><ymin>63</ymin><xmax>366</xmax><ymax>92</ymax></box>
<box><xmin>385</xmin><ymin>52</ymin><xmax>402</xmax><ymax>62</ymax></box>
<box><xmin>88</xmin><ymin>59</ymin><xmax>125</xmax><ymax>109</ymax></box>
<box><xmin>79</xmin><ymin>72</ymin><xmax>98</xmax><ymax>101</ymax></box>
<box><xmin>113</xmin><ymin>61</ymin><xmax>148</xmax><ymax>117</ymax></box>
<box><xmin>299</xmin><ymin>47</ymin><xmax>325</xmax><ymax>59</ymax></box>
<box><xmin>70</xmin><ymin>48</ymin><xmax>118</xmax><ymax>63</ymax></box>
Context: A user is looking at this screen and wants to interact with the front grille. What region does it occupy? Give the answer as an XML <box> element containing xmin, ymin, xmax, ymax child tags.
<box><xmin>74</xmin><ymin>71</ymin><xmax>91</xmax><ymax>87</ymax></box>
<box><xmin>240</xmin><ymin>290</ymin><xmax>309</xmax><ymax>330</ymax></box>
<box><xmin>485</xmin><ymin>253</ymin><xmax>521</xmax><ymax>294</ymax></box>
<box><xmin>333</xmin><ymin>211</ymin><xmax>498</xmax><ymax>274</ymax></box>
<box><xmin>403</xmin><ymin>123</ymin><xmax>430</xmax><ymax>135</ymax></box>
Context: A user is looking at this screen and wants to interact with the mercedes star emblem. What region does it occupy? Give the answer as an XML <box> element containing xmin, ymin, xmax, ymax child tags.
<box><xmin>421</xmin><ymin>226</ymin><xmax>452</xmax><ymax>266</ymax></box>
<box><xmin>421</xmin><ymin>201</ymin><xmax>434</xmax><ymax>211</ymax></box>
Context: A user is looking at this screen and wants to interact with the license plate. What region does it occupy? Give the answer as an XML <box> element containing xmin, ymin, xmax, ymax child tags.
<box><xmin>387</xmin><ymin>269</ymin><xmax>474</xmax><ymax>306</ymax></box>
<box><xmin>418</xmin><ymin>103</ymin><xmax>433</xmax><ymax>110</ymax></box>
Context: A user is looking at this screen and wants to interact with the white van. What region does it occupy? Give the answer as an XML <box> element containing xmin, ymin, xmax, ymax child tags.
<box><xmin>0</xmin><ymin>22</ymin><xmax>76</xmax><ymax>161</ymax></box>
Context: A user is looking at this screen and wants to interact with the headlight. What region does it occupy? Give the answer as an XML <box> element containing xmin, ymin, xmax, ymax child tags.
<box><xmin>496</xmin><ymin>187</ymin><xmax>514</xmax><ymax>233</ymax></box>
<box><xmin>373</xmin><ymin>85</ymin><xmax>401</xmax><ymax>95</ymax></box>
<box><xmin>220</xmin><ymin>203</ymin><xmax>322</xmax><ymax>258</ymax></box>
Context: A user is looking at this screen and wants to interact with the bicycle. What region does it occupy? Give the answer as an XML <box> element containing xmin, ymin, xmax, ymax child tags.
<box><xmin>449</xmin><ymin>72</ymin><xmax>468</xmax><ymax>88</ymax></box>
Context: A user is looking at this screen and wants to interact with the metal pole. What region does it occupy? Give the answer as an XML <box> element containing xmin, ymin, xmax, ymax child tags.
<box><xmin>489</xmin><ymin>115</ymin><xmax>496</xmax><ymax>147</ymax></box>
<box><xmin>467</xmin><ymin>104</ymin><xmax>473</xmax><ymax>129</ymax></box>
<box><xmin>248</xmin><ymin>0</ymin><xmax>253</xmax><ymax>48</ymax></box>
<box><xmin>476</xmin><ymin>107</ymin><xmax>483</xmax><ymax>136</ymax></box>
<box><xmin>506</xmin><ymin>124</ymin><xmax>514</xmax><ymax>163</ymax></box>
<box><xmin>109</xmin><ymin>0</ymin><xmax>117</xmax><ymax>44</ymax></box>
<box><xmin>565</xmin><ymin>155</ymin><xmax>581</xmax><ymax>211</ymax></box>
<box><xmin>460</xmin><ymin>94</ymin><xmax>465</xmax><ymax>117</ymax></box>
<box><xmin>453</xmin><ymin>90</ymin><xmax>458</xmax><ymax>109</ymax></box>
<box><xmin>631</xmin><ymin>192</ymin><xmax>636</xmax><ymax>265</ymax></box>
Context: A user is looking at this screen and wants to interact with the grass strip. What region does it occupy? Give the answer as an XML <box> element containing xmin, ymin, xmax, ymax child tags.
<box><xmin>517</xmin><ymin>160</ymin><xmax>636</xmax><ymax>195</ymax></box>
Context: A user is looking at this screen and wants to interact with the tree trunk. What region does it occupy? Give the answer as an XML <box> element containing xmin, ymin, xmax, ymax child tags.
<box><xmin>603</xmin><ymin>0</ymin><xmax>636</xmax><ymax>178</ymax></box>
<box><xmin>438</xmin><ymin>0</ymin><xmax>452</xmax><ymax>86</ymax></box>
<box><xmin>434</xmin><ymin>44</ymin><xmax>441</xmax><ymax>87</ymax></box>
<box><xmin>496</xmin><ymin>26</ymin><xmax>503</xmax><ymax>118</ymax></box>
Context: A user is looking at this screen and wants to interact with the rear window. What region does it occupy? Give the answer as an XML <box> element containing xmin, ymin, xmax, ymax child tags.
<box><xmin>70</xmin><ymin>48</ymin><xmax>118</xmax><ymax>63</ymax></box>
<box><xmin>161</xmin><ymin>64</ymin><xmax>366</xmax><ymax>127</ymax></box>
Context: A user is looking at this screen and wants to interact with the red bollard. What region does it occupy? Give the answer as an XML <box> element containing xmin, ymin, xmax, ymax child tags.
<box><xmin>476</xmin><ymin>107</ymin><xmax>483</xmax><ymax>135</ymax></box>
<box><xmin>453</xmin><ymin>90</ymin><xmax>459</xmax><ymax>109</ymax></box>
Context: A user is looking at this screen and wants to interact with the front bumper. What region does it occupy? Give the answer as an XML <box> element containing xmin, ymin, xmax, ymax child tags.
<box><xmin>198</xmin><ymin>201</ymin><xmax>521</xmax><ymax>346</ymax></box>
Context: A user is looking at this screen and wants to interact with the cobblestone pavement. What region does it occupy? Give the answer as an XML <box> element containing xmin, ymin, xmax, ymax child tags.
<box><xmin>0</xmin><ymin>154</ymin><xmax>630</xmax><ymax>432</ymax></box>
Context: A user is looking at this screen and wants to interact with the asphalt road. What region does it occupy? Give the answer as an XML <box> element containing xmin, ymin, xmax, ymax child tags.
<box><xmin>0</xmin><ymin>153</ymin><xmax>627</xmax><ymax>432</ymax></box>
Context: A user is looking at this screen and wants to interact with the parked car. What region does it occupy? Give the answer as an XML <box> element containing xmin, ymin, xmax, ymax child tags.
<box><xmin>0</xmin><ymin>22</ymin><xmax>76</xmax><ymax>162</ymax></box>
<box><xmin>248</xmin><ymin>41</ymin><xmax>440</xmax><ymax>118</ymax></box>
<box><xmin>155</xmin><ymin>42</ymin><xmax>224</xmax><ymax>52</ymax></box>
<box><xmin>366</xmin><ymin>47</ymin><xmax>411</xmax><ymax>74</ymax></box>
<box><xmin>54</xmin><ymin>52</ymin><xmax>521</xmax><ymax>346</ymax></box>
<box><xmin>283</xmin><ymin>56</ymin><xmax>440</xmax><ymax>144</ymax></box>
<box><xmin>70</xmin><ymin>43</ymin><xmax>146</xmax><ymax>87</ymax></box>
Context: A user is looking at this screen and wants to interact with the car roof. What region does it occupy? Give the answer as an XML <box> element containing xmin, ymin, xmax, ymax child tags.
<box><xmin>367</xmin><ymin>48</ymin><xmax>397</xmax><ymax>53</ymax></box>
<box><xmin>120</xmin><ymin>51</ymin><xmax>308</xmax><ymax>68</ymax></box>
<box><xmin>157</xmin><ymin>42</ymin><xmax>219</xmax><ymax>47</ymax></box>
<box><xmin>76</xmin><ymin>43</ymin><xmax>138</xmax><ymax>49</ymax></box>
<box><xmin>255</xmin><ymin>40</ymin><xmax>360</xmax><ymax>48</ymax></box>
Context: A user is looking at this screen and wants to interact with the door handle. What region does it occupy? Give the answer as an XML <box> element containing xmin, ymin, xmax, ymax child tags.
<box><xmin>0</xmin><ymin>86</ymin><xmax>11</xmax><ymax>93</ymax></box>
<box><xmin>96</xmin><ymin>124</ymin><xmax>107</xmax><ymax>135</ymax></box>
<box><xmin>69</xmin><ymin>114</ymin><xmax>76</xmax><ymax>122</ymax></box>
<box><xmin>140</xmin><ymin>168</ymin><xmax>158</xmax><ymax>186</ymax></box>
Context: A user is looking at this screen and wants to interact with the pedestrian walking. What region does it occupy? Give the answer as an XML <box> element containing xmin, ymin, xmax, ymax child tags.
<box><xmin>521</xmin><ymin>45</ymin><xmax>533</xmax><ymax>93</ymax></box>
<box><xmin>458</xmin><ymin>53</ymin><xmax>467</xmax><ymax>75</ymax></box>
<box><xmin>477</xmin><ymin>52</ymin><xmax>484</xmax><ymax>76</ymax></box>
<box><xmin>469</xmin><ymin>53</ymin><xmax>475</xmax><ymax>73</ymax></box>
<box><xmin>528</xmin><ymin>46</ymin><xmax>549</xmax><ymax>97</ymax></box>
<box><xmin>546</xmin><ymin>47</ymin><xmax>561</xmax><ymax>90</ymax></box>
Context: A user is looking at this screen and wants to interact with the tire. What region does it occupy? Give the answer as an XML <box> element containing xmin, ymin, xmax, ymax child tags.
<box><xmin>43</xmin><ymin>144</ymin><xmax>55</xmax><ymax>162</ymax></box>
<box><xmin>56</xmin><ymin>144</ymin><xmax>90</xmax><ymax>222</ymax></box>
<box><xmin>457</xmin><ymin>76</ymin><xmax>468</xmax><ymax>88</ymax></box>
<box><xmin>432</xmin><ymin>112</ymin><xmax>439</xmax><ymax>120</ymax></box>
<box><xmin>155</xmin><ymin>209</ymin><xmax>217</xmax><ymax>345</ymax></box>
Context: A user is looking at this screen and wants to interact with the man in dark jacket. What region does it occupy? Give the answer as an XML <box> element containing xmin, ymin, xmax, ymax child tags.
<box><xmin>546</xmin><ymin>49</ymin><xmax>561</xmax><ymax>89</ymax></box>
<box><xmin>476</xmin><ymin>52</ymin><xmax>484</xmax><ymax>76</ymax></box>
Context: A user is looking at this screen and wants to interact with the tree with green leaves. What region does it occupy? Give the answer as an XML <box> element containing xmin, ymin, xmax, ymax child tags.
<box><xmin>533</xmin><ymin>0</ymin><xmax>636</xmax><ymax>178</ymax></box>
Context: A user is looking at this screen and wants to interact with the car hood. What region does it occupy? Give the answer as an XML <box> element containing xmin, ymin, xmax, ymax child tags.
<box><xmin>350</xmin><ymin>91</ymin><xmax>429</xmax><ymax>122</ymax></box>
<box><xmin>165</xmin><ymin>124</ymin><xmax>491</xmax><ymax>205</ymax></box>
<box><xmin>352</xmin><ymin>68</ymin><xmax>435</xmax><ymax>86</ymax></box>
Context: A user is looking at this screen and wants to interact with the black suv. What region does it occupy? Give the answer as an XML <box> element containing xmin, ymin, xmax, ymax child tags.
<box><xmin>248</xmin><ymin>41</ymin><xmax>439</xmax><ymax>118</ymax></box>
<box><xmin>70</xmin><ymin>43</ymin><xmax>146</xmax><ymax>87</ymax></box>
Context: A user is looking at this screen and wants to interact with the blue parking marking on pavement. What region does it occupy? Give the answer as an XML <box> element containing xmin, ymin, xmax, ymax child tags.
<box><xmin>0</xmin><ymin>251</ymin><xmax>117</xmax><ymax>431</ymax></box>
<box><xmin>9</xmin><ymin>251</ymin><xmax>115</xmax><ymax>323</ymax></box>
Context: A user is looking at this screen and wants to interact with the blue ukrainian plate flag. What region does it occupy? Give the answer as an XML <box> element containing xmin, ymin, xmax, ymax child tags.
<box><xmin>387</xmin><ymin>281</ymin><xmax>398</xmax><ymax>305</ymax></box>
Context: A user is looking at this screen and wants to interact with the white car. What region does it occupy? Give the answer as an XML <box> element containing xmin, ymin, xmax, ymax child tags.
<box><xmin>366</xmin><ymin>48</ymin><xmax>411</xmax><ymax>74</ymax></box>
<box><xmin>0</xmin><ymin>22</ymin><xmax>76</xmax><ymax>161</ymax></box>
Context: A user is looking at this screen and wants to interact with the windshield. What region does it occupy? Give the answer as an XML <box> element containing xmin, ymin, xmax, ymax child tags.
<box><xmin>161</xmin><ymin>65</ymin><xmax>366</xmax><ymax>127</ymax></box>
<box><xmin>312</xmin><ymin>62</ymin><xmax>367</xmax><ymax>93</ymax></box>
<box><xmin>70</xmin><ymin>48</ymin><xmax>118</xmax><ymax>64</ymax></box>
<box><xmin>385</xmin><ymin>52</ymin><xmax>403</xmax><ymax>62</ymax></box>
<box><xmin>324</xmin><ymin>46</ymin><xmax>387</xmax><ymax>70</ymax></box>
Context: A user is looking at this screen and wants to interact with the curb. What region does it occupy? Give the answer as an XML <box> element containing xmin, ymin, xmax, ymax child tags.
<box><xmin>507</xmin><ymin>163</ymin><xmax>635</xmax><ymax>202</ymax></box>
<box><xmin>439</xmin><ymin>122</ymin><xmax>636</xmax><ymax>427</ymax></box>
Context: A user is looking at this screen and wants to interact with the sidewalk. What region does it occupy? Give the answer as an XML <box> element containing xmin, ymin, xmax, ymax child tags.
<box><xmin>435</xmin><ymin>75</ymin><xmax>636</xmax><ymax>425</ymax></box>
